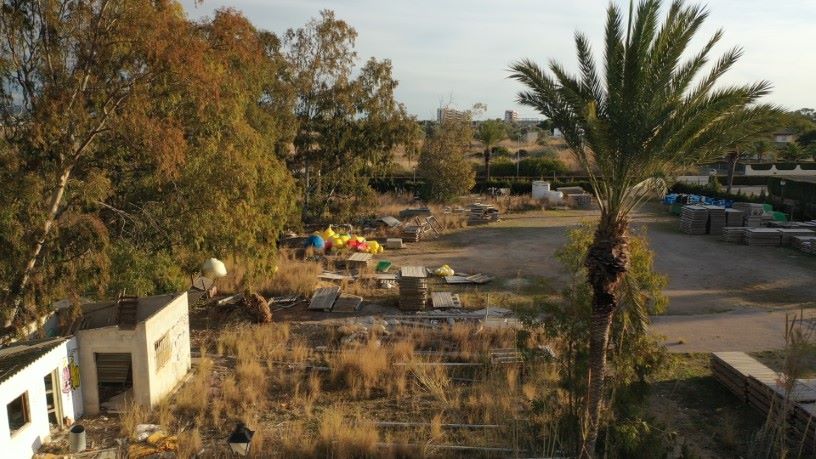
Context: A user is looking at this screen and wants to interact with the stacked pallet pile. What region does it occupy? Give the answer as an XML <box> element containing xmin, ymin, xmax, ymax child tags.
<box><xmin>734</xmin><ymin>202</ymin><xmax>770</xmax><ymax>227</ymax></box>
<box><xmin>712</xmin><ymin>352</ymin><xmax>816</xmax><ymax>452</ymax></box>
<box><xmin>680</xmin><ymin>205</ymin><xmax>709</xmax><ymax>234</ymax></box>
<box><xmin>704</xmin><ymin>205</ymin><xmax>726</xmax><ymax>235</ymax></box>
<box><xmin>725</xmin><ymin>208</ymin><xmax>745</xmax><ymax>227</ymax></box>
<box><xmin>711</xmin><ymin>352</ymin><xmax>779</xmax><ymax>402</ymax></box>
<box><xmin>777</xmin><ymin>228</ymin><xmax>815</xmax><ymax>246</ymax></box>
<box><xmin>793</xmin><ymin>236</ymin><xmax>816</xmax><ymax>255</ymax></box>
<box><xmin>721</xmin><ymin>227</ymin><xmax>746</xmax><ymax>244</ymax></box>
<box><xmin>398</xmin><ymin>266</ymin><xmax>429</xmax><ymax>311</ymax></box>
<box><xmin>744</xmin><ymin>228</ymin><xmax>782</xmax><ymax>247</ymax></box>
<box><xmin>467</xmin><ymin>204</ymin><xmax>500</xmax><ymax>225</ymax></box>
<box><xmin>401</xmin><ymin>225</ymin><xmax>423</xmax><ymax>242</ymax></box>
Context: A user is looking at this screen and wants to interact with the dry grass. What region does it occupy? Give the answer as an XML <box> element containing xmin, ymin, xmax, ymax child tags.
<box><xmin>138</xmin><ymin>322</ymin><xmax>561</xmax><ymax>457</ymax></box>
<box><xmin>261</xmin><ymin>252</ymin><xmax>321</xmax><ymax>297</ymax></box>
<box><xmin>120</xmin><ymin>400</ymin><xmax>148</xmax><ymax>439</ymax></box>
<box><xmin>317</xmin><ymin>405</ymin><xmax>379</xmax><ymax>459</ymax></box>
<box><xmin>176</xmin><ymin>428</ymin><xmax>202</xmax><ymax>459</ymax></box>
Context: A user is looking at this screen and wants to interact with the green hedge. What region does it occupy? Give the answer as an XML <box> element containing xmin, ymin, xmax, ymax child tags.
<box><xmin>476</xmin><ymin>157</ymin><xmax>568</xmax><ymax>178</ymax></box>
<box><xmin>716</xmin><ymin>176</ymin><xmax>770</xmax><ymax>186</ymax></box>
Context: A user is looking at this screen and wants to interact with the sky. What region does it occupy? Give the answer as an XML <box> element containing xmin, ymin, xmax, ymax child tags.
<box><xmin>180</xmin><ymin>0</ymin><xmax>816</xmax><ymax>121</ymax></box>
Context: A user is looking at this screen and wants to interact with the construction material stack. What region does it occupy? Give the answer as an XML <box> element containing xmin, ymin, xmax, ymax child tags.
<box><xmin>733</xmin><ymin>202</ymin><xmax>769</xmax><ymax>227</ymax></box>
<box><xmin>721</xmin><ymin>227</ymin><xmax>746</xmax><ymax>244</ymax></box>
<box><xmin>777</xmin><ymin>228</ymin><xmax>815</xmax><ymax>246</ymax></box>
<box><xmin>467</xmin><ymin>203</ymin><xmax>500</xmax><ymax>225</ymax></box>
<box><xmin>704</xmin><ymin>205</ymin><xmax>726</xmax><ymax>235</ymax></box>
<box><xmin>744</xmin><ymin>228</ymin><xmax>782</xmax><ymax>247</ymax></box>
<box><xmin>680</xmin><ymin>205</ymin><xmax>709</xmax><ymax>234</ymax></box>
<box><xmin>725</xmin><ymin>208</ymin><xmax>745</xmax><ymax>227</ymax></box>
<box><xmin>398</xmin><ymin>266</ymin><xmax>429</xmax><ymax>311</ymax></box>
<box><xmin>793</xmin><ymin>236</ymin><xmax>816</xmax><ymax>255</ymax></box>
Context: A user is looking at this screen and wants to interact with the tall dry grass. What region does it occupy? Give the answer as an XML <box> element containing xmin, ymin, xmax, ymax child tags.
<box><xmin>317</xmin><ymin>405</ymin><xmax>379</xmax><ymax>459</ymax></box>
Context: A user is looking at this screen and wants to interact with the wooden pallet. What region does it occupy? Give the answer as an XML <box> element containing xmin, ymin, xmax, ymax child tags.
<box><xmin>431</xmin><ymin>292</ymin><xmax>462</xmax><ymax>309</ymax></box>
<box><xmin>308</xmin><ymin>286</ymin><xmax>340</xmax><ymax>311</ymax></box>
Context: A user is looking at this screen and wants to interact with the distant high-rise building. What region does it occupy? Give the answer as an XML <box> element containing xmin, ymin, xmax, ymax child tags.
<box><xmin>437</xmin><ymin>107</ymin><xmax>467</xmax><ymax>123</ymax></box>
<box><xmin>504</xmin><ymin>110</ymin><xmax>519</xmax><ymax>123</ymax></box>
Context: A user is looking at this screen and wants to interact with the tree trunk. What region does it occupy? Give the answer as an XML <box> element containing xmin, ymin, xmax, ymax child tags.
<box><xmin>579</xmin><ymin>214</ymin><xmax>629</xmax><ymax>458</ymax></box>
<box><xmin>6</xmin><ymin>164</ymin><xmax>74</xmax><ymax>326</ymax></box>
<box><xmin>484</xmin><ymin>147</ymin><xmax>491</xmax><ymax>181</ymax></box>
<box><xmin>726</xmin><ymin>151</ymin><xmax>739</xmax><ymax>194</ymax></box>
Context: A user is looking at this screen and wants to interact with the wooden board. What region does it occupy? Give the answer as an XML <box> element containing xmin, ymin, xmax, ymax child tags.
<box><xmin>431</xmin><ymin>292</ymin><xmax>462</xmax><ymax>309</ymax></box>
<box><xmin>308</xmin><ymin>286</ymin><xmax>340</xmax><ymax>311</ymax></box>
<box><xmin>331</xmin><ymin>294</ymin><xmax>363</xmax><ymax>313</ymax></box>
<box><xmin>386</xmin><ymin>238</ymin><xmax>404</xmax><ymax>249</ymax></box>
<box><xmin>319</xmin><ymin>272</ymin><xmax>355</xmax><ymax>281</ymax></box>
<box><xmin>401</xmin><ymin>266</ymin><xmax>427</xmax><ymax>278</ymax></box>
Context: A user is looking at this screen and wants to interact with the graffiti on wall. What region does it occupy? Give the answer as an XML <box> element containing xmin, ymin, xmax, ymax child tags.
<box><xmin>62</xmin><ymin>352</ymin><xmax>81</xmax><ymax>394</ymax></box>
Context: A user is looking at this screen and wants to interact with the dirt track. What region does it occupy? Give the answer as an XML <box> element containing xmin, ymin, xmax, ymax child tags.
<box><xmin>386</xmin><ymin>204</ymin><xmax>816</xmax><ymax>352</ymax></box>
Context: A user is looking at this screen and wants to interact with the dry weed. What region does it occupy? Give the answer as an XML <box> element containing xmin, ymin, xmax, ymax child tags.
<box><xmin>120</xmin><ymin>400</ymin><xmax>148</xmax><ymax>439</ymax></box>
<box><xmin>330</xmin><ymin>339</ymin><xmax>389</xmax><ymax>398</ymax></box>
<box><xmin>317</xmin><ymin>405</ymin><xmax>379</xmax><ymax>458</ymax></box>
<box><xmin>176</xmin><ymin>428</ymin><xmax>202</xmax><ymax>459</ymax></box>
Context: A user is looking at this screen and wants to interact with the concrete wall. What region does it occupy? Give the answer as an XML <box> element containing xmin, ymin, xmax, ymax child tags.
<box><xmin>745</xmin><ymin>164</ymin><xmax>816</xmax><ymax>176</ymax></box>
<box><xmin>76</xmin><ymin>325</ymin><xmax>148</xmax><ymax>415</ymax></box>
<box><xmin>0</xmin><ymin>338</ymin><xmax>83</xmax><ymax>458</ymax></box>
<box><xmin>143</xmin><ymin>292</ymin><xmax>191</xmax><ymax>406</ymax></box>
<box><xmin>76</xmin><ymin>292</ymin><xmax>190</xmax><ymax>414</ymax></box>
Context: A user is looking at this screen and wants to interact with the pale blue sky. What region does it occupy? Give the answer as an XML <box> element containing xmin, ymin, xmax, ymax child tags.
<box><xmin>181</xmin><ymin>1</ymin><xmax>816</xmax><ymax>120</ymax></box>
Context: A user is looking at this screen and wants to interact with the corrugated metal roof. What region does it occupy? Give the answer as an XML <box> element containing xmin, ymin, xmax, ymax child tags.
<box><xmin>0</xmin><ymin>337</ymin><xmax>67</xmax><ymax>385</ymax></box>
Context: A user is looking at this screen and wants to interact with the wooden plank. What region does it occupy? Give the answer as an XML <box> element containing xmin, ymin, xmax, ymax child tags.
<box><xmin>401</xmin><ymin>266</ymin><xmax>427</xmax><ymax>278</ymax></box>
<box><xmin>308</xmin><ymin>286</ymin><xmax>340</xmax><ymax>311</ymax></box>
<box><xmin>431</xmin><ymin>292</ymin><xmax>462</xmax><ymax>309</ymax></box>
<box><xmin>331</xmin><ymin>294</ymin><xmax>363</xmax><ymax>313</ymax></box>
<box><xmin>348</xmin><ymin>252</ymin><xmax>373</xmax><ymax>263</ymax></box>
<box><xmin>319</xmin><ymin>272</ymin><xmax>355</xmax><ymax>281</ymax></box>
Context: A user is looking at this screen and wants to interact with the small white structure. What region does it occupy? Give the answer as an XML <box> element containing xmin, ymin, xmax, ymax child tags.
<box><xmin>71</xmin><ymin>292</ymin><xmax>191</xmax><ymax>414</ymax></box>
<box><xmin>0</xmin><ymin>337</ymin><xmax>83</xmax><ymax>458</ymax></box>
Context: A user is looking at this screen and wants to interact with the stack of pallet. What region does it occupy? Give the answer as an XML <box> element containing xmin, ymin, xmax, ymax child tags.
<box><xmin>680</xmin><ymin>205</ymin><xmax>709</xmax><ymax>234</ymax></box>
<box><xmin>401</xmin><ymin>225</ymin><xmax>423</xmax><ymax>242</ymax></box>
<box><xmin>734</xmin><ymin>202</ymin><xmax>770</xmax><ymax>227</ymax></box>
<box><xmin>793</xmin><ymin>236</ymin><xmax>816</xmax><ymax>255</ymax></box>
<box><xmin>467</xmin><ymin>204</ymin><xmax>500</xmax><ymax>225</ymax></box>
<box><xmin>721</xmin><ymin>227</ymin><xmax>746</xmax><ymax>244</ymax></box>
<box><xmin>712</xmin><ymin>352</ymin><xmax>816</xmax><ymax>453</ymax></box>
<box><xmin>398</xmin><ymin>266</ymin><xmax>429</xmax><ymax>311</ymax></box>
<box><xmin>777</xmin><ymin>228</ymin><xmax>815</xmax><ymax>246</ymax></box>
<box><xmin>711</xmin><ymin>352</ymin><xmax>778</xmax><ymax>403</ymax></box>
<box><xmin>745</xmin><ymin>228</ymin><xmax>782</xmax><ymax>247</ymax></box>
<box><xmin>705</xmin><ymin>205</ymin><xmax>726</xmax><ymax>235</ymax></box>
<box><xmin>725</xmin><ymin>208</ymin><xmax>745</xmax><ymax>227</ymax></box>
<box><xmin>565</xmin><ymin>193</ymin><xmax>593</xmax><ymax>209</ymax></box>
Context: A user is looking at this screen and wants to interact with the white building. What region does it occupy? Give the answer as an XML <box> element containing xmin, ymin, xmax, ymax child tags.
<box><xmin>70</xmin><ymin>292</ymin><xmax>192</xmax><ymax>415</ymax></box>
<box><xmin>504</xmin><ymin>110</ymin><xmax>518</xmax><ymax>123</ymax></box>
<box><xmin>0</xmin><ymin>337</ymin><xmax>83</xmax><ymax>458</ymax></box>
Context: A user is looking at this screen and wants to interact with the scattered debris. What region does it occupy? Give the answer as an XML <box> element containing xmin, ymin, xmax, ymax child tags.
<box><xmin>376</xmin><ymin>216</ymin><xmax>402</xmax><ymax>228</ymax></box>
<box><xmin>375</xmin><ymin>260</ymin><xmax>392</xmax><ymax>272</ymax></box>
<box><xmin>444</xmin><ymin>273</ymin><xmax>493</xmax><ymax>285</ymax></box>
<box><xmin>318</xmin><ymin>272</ymin><xmax>355</xmax><ymax>282</ymax></box>
<box><xmin>242</xmin><ymin>292</ymin><xmax>272</xmax><ymax>323</ymax></box>
<box><xmin>331</xmin><ymin>294</ymin><xmax>364</xmax><ymax>313</ymax></box>
<box><xmin>431</xmin><ymin>292</ymin><xmax>462</xmax><ymax>309</ymax></box>
<box><xmin>467</xmin><ymin>203</ymin><xmax>500</xmax><ymax>225</ymax></box>
<box><xmin>399</xmin><ymin>207</ymin><xmax>432</xmax><ymax>219</ymax></box>
<box><xmin>308</xmin><ymin>286</ymin><xmax>341</xmax><ymax>311</ymax></box>
<box><xmin>385</xmin><ymin>238</ymin><xmax>404</xmax><ymax>249</ymax></box>
<box><xmin>346</xmin><ymin>252</ymin><xmax>373</xmax><ymax>269</ymax></box>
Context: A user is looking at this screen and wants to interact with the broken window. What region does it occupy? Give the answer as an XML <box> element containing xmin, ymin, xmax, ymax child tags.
<box><xmin>7</xmin><ymin>392</ymin><xmax>30</xmax><ymax>434</ymax></box>
<box><xmin>154</xmin><ymin>333</ymin><xmax>170</xmax><ymax>370</ymax></box>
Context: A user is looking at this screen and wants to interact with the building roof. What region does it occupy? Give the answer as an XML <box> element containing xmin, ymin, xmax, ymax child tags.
<box><xmin>72</xmin><ymin>292</ymin><xmax>184</xmax><ymax>332</ymax></box>
<box><xmin>0</xmin><ymin>337</ymin><xmax>68</xmax><ymax>385</ymax></box>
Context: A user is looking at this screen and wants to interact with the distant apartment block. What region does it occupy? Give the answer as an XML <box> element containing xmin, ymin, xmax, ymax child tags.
<box><xmin>773</xmin><ymin>129</ymin><xmax>797</xmax><ymax>145</ymax></box>
<box><xmin>504</xmin><ymin>110</ymin><xmax>519</xmax><ymax>123</ymax></box>
<box><xmin>436</xmin><ymin>107</ymin><xmax>467</xmax><ymax>123</ymax></box>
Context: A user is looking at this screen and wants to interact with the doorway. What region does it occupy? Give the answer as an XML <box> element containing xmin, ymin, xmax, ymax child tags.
<box><xmin>95</xmin><ymin>353</ymin><xmax>133</xmax><ymax>411</ymax></box>
<box><xmin>43</xmin><ymin>370</ymin><xmax>63</xmax><ymax>429</ymax></box>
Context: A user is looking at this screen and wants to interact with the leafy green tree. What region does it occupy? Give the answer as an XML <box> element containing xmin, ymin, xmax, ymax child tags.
<box><xmin>779</xmin><ymin>142</ymin><xmax>807</xmax><ymax>161</ymax></box>
<box><xmin>281</xmin><ymin>10</ymin><xmax>419</xmax><ymax>222</ymax></box>
<box><xmin>0</xmin><ymin>0</ymin><xmax>199</xmax><ymax>324</ymax></box>
<box><xmin>476</xmin><ymin>119</ymin><xmax>507</xmax><ymax>180</ymax></box>
<box><xmin>417</xmin><ymin>117</ymin><xmax>476</xmax><ymax>202</ymax></box>
<box><xmin>510</xmin><ymin>1</ymin><xmax>780</xmax><ymax>455</ymax></box>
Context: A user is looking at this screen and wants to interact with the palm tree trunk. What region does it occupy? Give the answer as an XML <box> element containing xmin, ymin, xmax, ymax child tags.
<box><xmin>726</xmin><ymin>150</ymin><xmax>739</xmax><ymax>194</ymax></box>
<box><xmin>579</xmin><ymin>214</ymin><xmax>629</xmax><ymax>458</ymax></box>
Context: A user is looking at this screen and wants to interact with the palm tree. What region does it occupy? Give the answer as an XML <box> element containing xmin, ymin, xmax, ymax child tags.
<box><xmin>477</xmin><ymin>119</ymin><xmax>507</xmax><ymax>180</ymax></box>
<box><xmin>509</xmin><ymin>1</ymin><xmax>780</xmax><ymax>456</ymax></box>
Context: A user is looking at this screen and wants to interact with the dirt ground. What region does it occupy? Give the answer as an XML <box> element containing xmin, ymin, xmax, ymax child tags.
<box><xmin>384</xmin><ymin>203</ymin><xmax>816</xmax><ymax>352</ymax></box>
